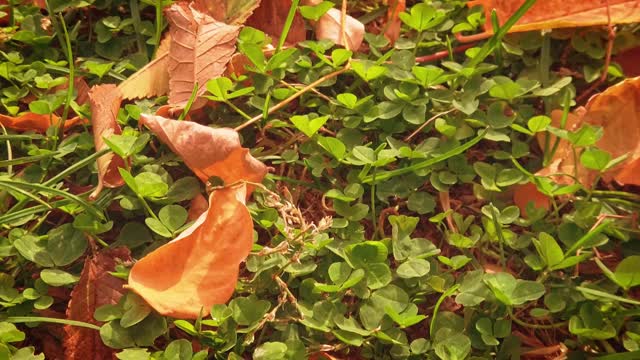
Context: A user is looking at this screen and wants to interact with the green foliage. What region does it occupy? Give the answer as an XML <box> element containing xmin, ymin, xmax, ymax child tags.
<box><xmin>1</xmin><ymin>0</ymin><xmax>640</xmax><ymax>358</ymax></box>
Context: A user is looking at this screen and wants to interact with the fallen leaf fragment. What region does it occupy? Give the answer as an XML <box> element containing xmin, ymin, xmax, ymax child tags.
<box><xmin>64</xmin><ymin>247</ymin><xmax>131</xmax><ymax>360</ymax></box>
<box><xmin>128</xmin><ymin>185</ymin><xmax>253</xmax><ymax>318</ymax></box>
<box><xmin>118</xmin><ymin>35</ymin><xmax>171</xmax><ymax>100</ymax></box>
<box><xmin>192</xmin><ymin>0</ymin><xmax>262</xmax><ymax>25</ymax></box>
<box><xmin>470</xmin><ymin>0</ymin><xmax>640</xmax><ymax>33</ymax></box>
<box><xmin>245</xmin><ymin>0</ymin><xmax>307</xmax><ymax>45</ymax></box>
<box><xmin>513</xmin><ymin>182</ymin><xmax>551</xmax><ymax>217</ymax></box>
<box><xmin>384</xmin><ymin>0</ymin><xmax>405</xmax><ymax>44</ymax></box>
<box><xmin>139</xmin><ymin>113</ymin><xmax>267</xmax><ymax>190</ymax></box>
<box><xmin>88</xmin><ymin>84</ymin><xmax>126</xmax><ymax>199</ymax></box>
<box><xmin>0</xmin><ymin>113</ymin><xmax>83</xmax><ymax>132</ymax></box>
<box><xmin>188</xmin><ymin>193</ymin><xmax>209</xmax><ymax>221</ymax></box>
<box><xmin>614</xmin><ymin>46</ymin><xmax>640</xmax><ymax>77</ymax></box>
<box><xmin>314</xmin><ymin>8</ymin><xmax>365</xmax><ymax>50</ymax></box>
<box><xmin>514</xmin><ymin>76</ymin><xmax>640</xmax><ymax>215</ymax></box>
<box><xmin>579</xmin><ymin>77</ymin><xmax>640</xmax><ymax>185</ymax></box>
<box><xmin>166</xmin><ymin>3</ymin><xmax>240</xmax><ymax>106</ymax></box>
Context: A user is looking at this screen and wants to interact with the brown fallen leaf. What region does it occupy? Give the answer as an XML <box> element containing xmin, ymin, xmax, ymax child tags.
<box><xmin>245</xmin><ymin>0</ymin><xmax>307</xmax><ymax>45</ymax></box>
<box><xmin>22</xmin><ymin>77</ymin><xmax>92</xmax><ymax>106</ymax></box>
<box><xmin>119</xmin><ymin>0</ymin><xmax>261</xmax><ymax>101</ymax></box>
<box><xmin>302</xmin><ymin>0</ymin><xmax>364</xmax><ymax>50</ymax></box>
<box><xmin>514</xmin><ymin>76</ymin><xmax>640</xmax><ymax>214</ymax></box>
<box><xmin>187</xmin><ymin>193</ymin><xmax>209</xmax><ymax>221</ymax></box>
<box><xmin>469</xmin><ymin>0</ymin><xmax>640</xmax><ymax>34</ymax></box>
<box><xmin>88</xmin><ymin>84</ymin><xmax>126</xmax><ymax>200</ymax></box>
<box><xmin>64</xmin><ymin>248</ymin><xmax>131</xmax><ymax>360</ymax></box>
<box><xmin>165</xmin><ymin>3</ymin><xmax>240</xmax><ymax>106</ymax></box>
<box><xmin>578</xmin><ymin>76</ymin><xmax>640</xmax><ymax>185</ymax></box>
<box><xmin>614</xmin><ymin>46</ymin><xmax>640</xmax><ymax>77</ymax></box>
<box><xmin>192</xmin><ymin>0</ymin><xmax>262</xmax><ymax>25</ymax></box>
<box><xmin>128</xmin><ymin>185</ymin><xmax>254</xmax><ymax>318</ymax></box>
<box><xmin>0</xmin><ymin>113</ymin><xmax>83</xmax><ymax>132</ymax></box>
<box><xmin>384</xmin><ymin>0</ymin><xmax>405</xmax><ymax>44</ymax></box>
<box><xmin>139</xmin><ymin>113</ymin><xmax>267</xmax><ymax>191</ymax></box>
<box><xmin>117</xmin><ymin>34</ymin><xmax>171</xmax><ymax>100</ymax></box>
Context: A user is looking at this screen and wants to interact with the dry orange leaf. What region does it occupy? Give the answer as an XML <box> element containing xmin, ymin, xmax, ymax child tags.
<box><xmin>64</xmin><ymin>248</ymin><xmax>131</xmax><ymax>360</ymax></box>
<box><xmin>246</xmin><ymin>0</ymin><xmax>307</xmax><ymax>45</ymax></box>
<box><xmin>139</xmin><ymin>113</ymin><xmax>267</xmax><ymax>189</ymax></box>
<box><xmin>187</xmin><ymin>193</ymin><xmax>209</xmax><ymax>221</ymax></box>
<box><xmin>166</xmin><ymin>3</ymin><xmax>240</xmax><ymax>106</ymax></box>
<box><xmin>88</xmin><ymin>84</ymin><xmax>126</xmax><ymax>200</ymax></box>
<box><xmin>0</xmin><ymin>113</ymin><xmax>83</xmax><ymax>132</ymax></box>
<box><xmin>470</xmin><ymin>0</ymin><xmax>640</xmax><ymax>33</ymax></box>
<box><xmin>128</xmin><ymin>185</ymin><xmax>254</xmax><ymax>318</ymax></box>
<box><xmin>514</xmin><ymin>76</ymin><xmax>640</xmax><ymax>214</ymax></box>
<box><xmin>384</xmin><ymin>0</ymin><xmax>406</xmax><ymax>44</ymax></box>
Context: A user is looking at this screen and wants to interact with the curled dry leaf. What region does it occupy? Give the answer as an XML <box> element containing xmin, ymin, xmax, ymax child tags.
<box><xmin>514</xmin><ymin>76</ymin><xmax>640</xmax><ymax>215</ymax></box>
<box><xmin>470</xmin><ymin>0</ymin><xmax>640</xmax><ymax>33</ymax></box>
<box><xmin>88</xmin><ymin>84</ymin><xmax>126</xmax><ymax>200</ymax></box>
<box><xmin>64</xmin><ymin>248</ymin><xmax>132</xmax><ymax>360</ymax></box>
<box><xmin>139</xmin><ymin>113</ymin><xmax>267</xmax><ymax>190</ymax></box>
<box><xmin>128</xmin><ymin>185</ymin><xmax>254</xmax><ymax>318</ymax></box>
<box><xmin>245</xmin><ymin>0</ymin><xmax>307</xmax><ymax>45</ymax></box>
<box><xmin>166</xmin><ymin>3</ymin><xmax>240</xmax><ymax>106</ymax></box>
<box><xmin>0</xmin><ymin>113</ymin><xmax>83</xmax><ymax>132</ymax></box>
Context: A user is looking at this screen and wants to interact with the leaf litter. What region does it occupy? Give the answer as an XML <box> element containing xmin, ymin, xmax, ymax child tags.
<box><xmin>2</xmin><ymin>0</ymin><xmax>640</xmax><ymax>358</ymax></box>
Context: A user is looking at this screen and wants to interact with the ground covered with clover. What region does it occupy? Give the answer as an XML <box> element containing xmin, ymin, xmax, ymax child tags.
<box><xmin>1</xmin><ymin>0</ymin><xmax>640</xmax><ymax>359</ymax></box>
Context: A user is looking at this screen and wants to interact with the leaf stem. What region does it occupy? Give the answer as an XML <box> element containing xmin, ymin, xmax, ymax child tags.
<box><xmin>234</xmin><ymin>66</ymin><xmax>349</xmax><ymax>131</ymax></box>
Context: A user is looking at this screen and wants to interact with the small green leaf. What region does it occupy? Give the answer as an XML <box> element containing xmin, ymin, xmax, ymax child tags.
<box><xmin>291</xmin><ymin>114</ymin><xmax>329</xmax><ymax>138</ymax></box>
<box><xmin>40</xmin><ymin>269</ymin><xmax>79</xmax><ymax>286</ymax></box>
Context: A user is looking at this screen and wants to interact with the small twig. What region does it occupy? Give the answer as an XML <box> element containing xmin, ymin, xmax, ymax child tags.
<box><xmin>415</xmin><ymin>43</ymin><xmax>477</xmax><ymax>63</ymax></box>
<box><xmin>234</xmin><ymin>66</ymin><xmax>350</xmax><ymax>131</ymax></box>
<box><xmin>454</xmin><ymin>31</ymin><xmax>492</xmax><ymax>43</ymax></box>
<box><xmin>340</xmin><ymin>0</ymin><xmax>348</xmax><ymax>50</ymax></box>
<box><xmin>404</xmin><ymin>109</ymin><xmax>455</xmax><ymax>142</ymax></box>
<box><xmin>377</xmin><ymin>205</ymin><xmax>399</xmax><ymax>238</ymax></box>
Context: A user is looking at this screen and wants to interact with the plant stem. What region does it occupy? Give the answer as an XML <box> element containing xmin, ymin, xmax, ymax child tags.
<box><xmin>6</xmin><ymin>316</ymin><xmax>101</xmax><ymax>330</ymax></box>
<box><xmin>276</xmin><ymin>0</ymin><xmax>300</xmax><ymax>52</ymax></box>
<box><xmin>508</xmin><ymin>309</ymin><xmax>568</xmax><ymax>330</ymax></box>
<box><xmin>153</xmin><ymin>0</ymin><xmax>163</xmax><ymax>58</ymax></box>
<box><xmin>235</xmin><ymin>66</ymin><xmax>350</xmax><ymax>131</ymax></box>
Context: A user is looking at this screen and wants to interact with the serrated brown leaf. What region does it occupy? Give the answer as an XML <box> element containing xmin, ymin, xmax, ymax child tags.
<box><xmin>245</xmin><ymin>0</ymin><xmax>307</xmax><ymax>45</ymax></box>
<box><xmin>118</xmin><ymin>35</ymin><xmax>171</xmax><ymax>100</ymax></box>
<box><xmin>192</xmin><ymin>0</ymin><xmax>262</xmax><ymax>25</ymax></box>
<box><xmin>64</xmin><ymin>248</ymin><xmax>131</xmax><ymax>360</ymax></box>
<box><xmin>139</xmin><ymin>113</ymin><xmax>267</xmax><ymax>191</ymax></box>
<box><xmin>88</xmin><ymin>84</ymin><xmax>126</xmax><ymax>199</ymax></box>
<box><xmin>166</xmin><ymin>3</ymin><xmax>240</xmax><ymax>106</ymax></box>
<box><xmin>470</xmin><ymin>0</ymin><xmax>640</xmax><ymax>33</ymax></box>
